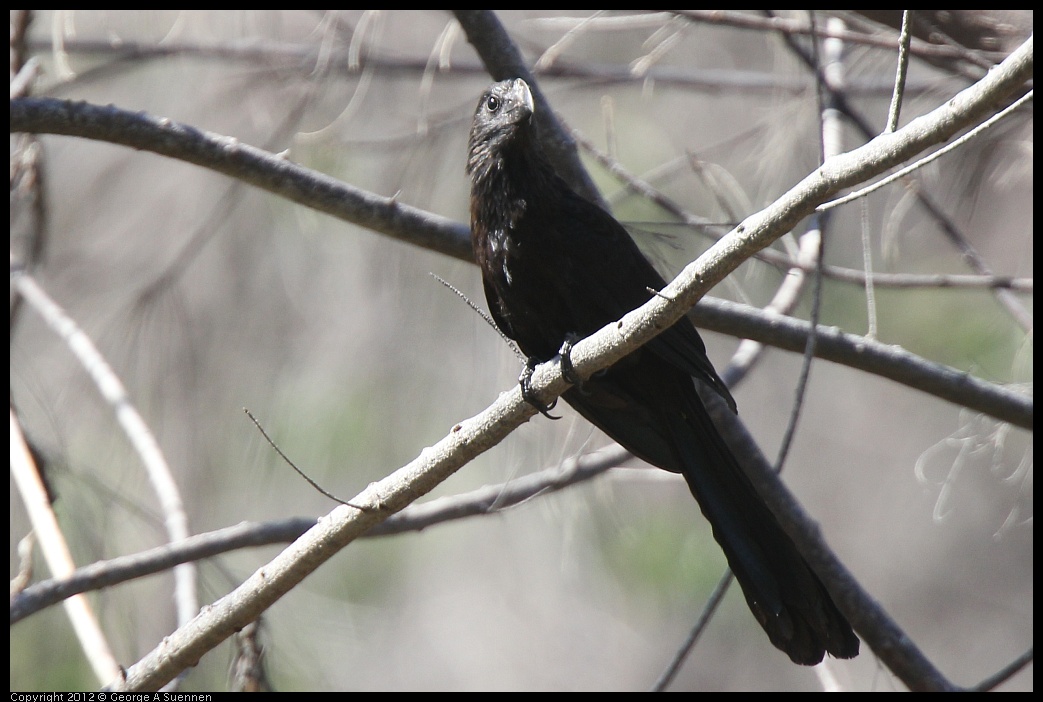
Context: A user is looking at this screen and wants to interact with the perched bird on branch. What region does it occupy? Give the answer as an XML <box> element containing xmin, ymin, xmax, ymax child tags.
<box><xmin>467</xmin><ymin>77</ymin><xmax>858</xmax><ymax>665</ymax></box>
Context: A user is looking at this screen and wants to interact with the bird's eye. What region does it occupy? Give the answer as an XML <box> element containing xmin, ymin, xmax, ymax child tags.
<box><xmin>485</xmin><ymin>95</ymin><xmax>500</xmax><ymax>112</ymax></box>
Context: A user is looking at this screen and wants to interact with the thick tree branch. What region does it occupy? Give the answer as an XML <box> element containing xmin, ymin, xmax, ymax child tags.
<box><xmin>11</xmin><ymin>446</ymin><xmax>626</xmax><ymax>623</ymax></box>
<box><xmin>692</xmin><ymin>298</ymin><xmax>1031</xmax><ymax>429</ymax></box>
<box><xmin>700</xmin><ymin>387</ymin><xmax>955</xmax><ymax>690</ymax></box>
<box><xmin>8</xmin><ymin>96</ymin><xmax>1030</xmax><ymax>428</ymax></box>
<box><xmin>87</xmin><ymin>34</ymin><xmax>1032</xmax><ymax>692</ymax></box>
<box><xmin>8</xmin><ymin>97</ymin><xmax>474</xmax><ymax>262</ymax></box>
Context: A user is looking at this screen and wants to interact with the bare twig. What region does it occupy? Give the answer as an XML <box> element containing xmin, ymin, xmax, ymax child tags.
<box><xmin>11</xmin><ymin>409</ymin><xmax>121</xmax><ymax>685</ymax></box>
<box><xmin>96</xmin><ymin>35</ymin><xmax>1032</xmax><ymax>692</ymax></box>
<box><xmin>11</xmin><ymin>445</ymin><xmax>626</xmax><ymax>623</ymax></box>
<box><xmin>11</xmin><ymin>269</ymin><xmax>199</xmax><ymax>630</ymax></box>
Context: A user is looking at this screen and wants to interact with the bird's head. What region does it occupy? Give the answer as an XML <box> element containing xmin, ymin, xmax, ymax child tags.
<box><xmin>467</xmin><ymin>78</ymin><xmax>536</xmax><ymax>179</ymax></box>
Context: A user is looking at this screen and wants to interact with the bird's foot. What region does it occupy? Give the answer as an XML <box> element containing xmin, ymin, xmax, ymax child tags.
<box><xmin>558</xmin><ymin>333</ymin><xmax>588</xmax><ymax>394</ymax></box>
<box><xmin>519</xmin><ymin>357</ymin><xmax>561</xmax><ymax>420</ymax></box>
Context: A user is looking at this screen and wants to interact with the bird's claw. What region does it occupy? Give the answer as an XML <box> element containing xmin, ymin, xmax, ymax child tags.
<box><xmin>558</xmin><ymin>334</ymin><xmax>588</xmax><ymax>393</ymax></box>
<box><xmin>519</xmin><ymin>335</ymin><xmax>586</xmax><ymax>417</ymax></box>
<box><xmin>520</xmin><ymin>357</ymin><xmax>561</xmax><ymax>419</ymax></box>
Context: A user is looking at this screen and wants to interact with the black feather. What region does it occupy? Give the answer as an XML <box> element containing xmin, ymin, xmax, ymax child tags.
<box><xmin>468</xmin><ymin>78</ymin><xmax>858</xmax><ymax>664</ymax></box>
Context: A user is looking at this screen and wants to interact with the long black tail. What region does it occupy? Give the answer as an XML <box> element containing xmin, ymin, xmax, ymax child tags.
<box><xmin>668</xmin><ymin>390</ymin><xmax>859</xmax><ymax>665</ymax></box>
<box><xmin>562</xmin><ymin>356</ymin><xmax>858</xmax><ymax>664</ymax></box>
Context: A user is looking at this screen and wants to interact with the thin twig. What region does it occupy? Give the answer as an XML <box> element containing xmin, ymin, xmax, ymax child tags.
<box><xmin>885</xmin><ymin>11</ymin><xmax>914</xmax><ymax>133</ymax></box>
<box><xmin>11</xmin><ymin>269</ymin><xmax>199</xmax><ymax>629</ymax></box>
<box><xmin>244</xmin><ymin>408</ymin><xmax>372</xmax><ymax>510</ymax></box>
<box><xmin>819</xmin><ymin>90</ymin><xmax>1034</xmax><ymax>211</ymax></box>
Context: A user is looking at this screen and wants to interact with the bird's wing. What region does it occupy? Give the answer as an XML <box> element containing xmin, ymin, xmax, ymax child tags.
<box><xmin>548</xmin><ymin>191</ymin><xmax>737</xmax><ymax>411</ymax></box>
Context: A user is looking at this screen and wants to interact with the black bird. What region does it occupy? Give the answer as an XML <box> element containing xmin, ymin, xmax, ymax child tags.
<box><xmin>467</xmin><ymin>78</ymin><xmax>859</xmax><ymax>665</ymax></box>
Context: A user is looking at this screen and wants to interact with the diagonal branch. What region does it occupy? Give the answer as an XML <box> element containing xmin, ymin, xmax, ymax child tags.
<box><xmin>8</xmin><ymin>96</ymin><xmax>474</xmax><ymax>262</ymax></box>
<box><xmin>8</xmin><ymin>96</ymin><xmax>1030</xmax><ymax>427</ymax></box>
<box><xmin>11</xmin><ymin>446</ymin><xmax>627</xmax><ymax>624</ymax></box>
<box><xmin>692</xmin><ymin>298</ymin><xmax>1032</xmax><ymax>430</ymax></box>
<box><xmin>88</xmin><ymin>34</ymin><xmax>1032</xmax><ymax>692</ymax></box>
<box><xmin>524</xmin><ymin>36</ymin><xmax>1032</xmax><ymax>413</ymax></box>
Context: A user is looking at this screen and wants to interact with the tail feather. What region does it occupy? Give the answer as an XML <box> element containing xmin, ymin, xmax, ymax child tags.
<box><xmin>562</xmin><ymin>360</ymin><xmax>858</xmax><ymax>664</ymax></box>
<box><xmin>669</xmin><ymin>393</ymin><xmax>859</xmax><ymax>665</ymax></box>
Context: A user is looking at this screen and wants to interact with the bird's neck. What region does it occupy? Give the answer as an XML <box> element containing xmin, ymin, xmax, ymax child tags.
<box><xmin>470</xmin><ymin>136</ymin><xmax>556</xmax><ymax>239</ymax></box>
